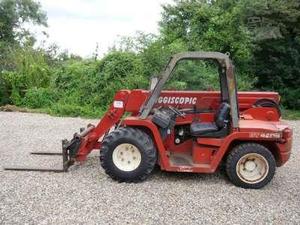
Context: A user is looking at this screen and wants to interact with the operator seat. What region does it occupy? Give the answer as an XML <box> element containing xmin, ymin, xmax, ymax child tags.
<box><xmin>190</xmin><ymin>102</ymin><xmax>230</xmax><ymax>137</ymax></box>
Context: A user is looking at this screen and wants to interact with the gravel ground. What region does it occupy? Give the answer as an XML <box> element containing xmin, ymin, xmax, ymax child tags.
<box><xmin>0</xmin><ymin>112</ymin><xmax>299</xmax><ymax>225</ymax></box>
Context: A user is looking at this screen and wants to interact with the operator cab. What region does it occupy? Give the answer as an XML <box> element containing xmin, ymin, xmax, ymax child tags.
<box><xmin>147</xmin><ymin>55</ymin><xmax>235</xmax><ymax>141</ymax></box>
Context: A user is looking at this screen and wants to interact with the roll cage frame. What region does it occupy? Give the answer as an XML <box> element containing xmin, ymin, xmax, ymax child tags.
<box><xmin>139</xmin><ymin>51</ymin><xmax>239</xmax><ymax>129</ymax></box>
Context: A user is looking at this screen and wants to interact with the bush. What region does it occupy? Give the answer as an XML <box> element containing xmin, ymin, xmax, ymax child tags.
<box><xmin>0</xmin><ymin>74</ymin><xmax>11</xmax><ymax>105</ymax></box>
<box><xmin>49</xmin><ymin>103</ymin><xmax>102</xmax><ymax>118</ymax></box>
<box><xmin>23</xmin><ymin>87</ymin><xmax>58</xmax><ymax>108</ymax></box>
<box><xmin>281</xmin><ymin>88</ymin><xmax>300</xmax><ymax>110</ymax></box>
<box><xmin>1</xmin><ymin>46</ymin><xmax>51</xmax><ymax>106</ymax></box>
<box><xmin>96</xmin><ymin>51</ymin><xmax>147</xmax><ymax>108</ymax></box>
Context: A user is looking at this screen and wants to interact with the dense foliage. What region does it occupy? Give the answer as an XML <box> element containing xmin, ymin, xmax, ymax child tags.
<box><xmin>0</xmin><ymin>0</ymin><xmax>299</xmax><ymax>118</ymax></box>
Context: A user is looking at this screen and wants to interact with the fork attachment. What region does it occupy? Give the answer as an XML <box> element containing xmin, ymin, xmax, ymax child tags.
<box><xmin>3</xmin><ymin>139</ymin><xmax>81</xmax><ymax>172</ymax></box>
<box><xmin>3</xmin><ymin>124</ymin><xmax>96</xmax><ymax>172</ymax></box>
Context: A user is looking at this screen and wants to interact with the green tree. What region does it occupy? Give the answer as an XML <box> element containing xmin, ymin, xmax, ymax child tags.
<box><xmin>159</xmin><ymin>0</ymin><xmax>300</xmax><ymax>108</ymax></box>
<box><xmin>0</xmin><ymin>0</ymin><xmax>47</xmax><ymax>44</ymax></box>
<box><xmin>160</xmin><ymin>0</ymin><xmax>253</xmax><ymax>68</ymax></box>
<box><xmin>241</xmin><ymin>0</ymin><xmax>300</xmax><ymax>109</ymax></box>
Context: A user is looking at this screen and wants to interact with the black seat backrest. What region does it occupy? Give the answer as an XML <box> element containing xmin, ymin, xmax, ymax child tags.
<box><xmin>214</xmin><ymin>102</ymin><xmax>230</xmax><ymax>128</ymax></box>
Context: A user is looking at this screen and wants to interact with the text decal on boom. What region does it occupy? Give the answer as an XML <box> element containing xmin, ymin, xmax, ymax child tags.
<box><xmin>157</xmin><ymin>96</ymin><xmax>197</xmax><ymax>105</ymax></box>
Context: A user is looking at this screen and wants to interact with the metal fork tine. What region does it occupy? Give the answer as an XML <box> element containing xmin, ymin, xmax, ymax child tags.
<box><xmin>30</xmin><ymin>152</ymin><xmax>62</xmax><ymax>156</ymax></box>
<box><xmin>4</xmin><ymin>167</ymin><xmax>65</xmax><ymax>172</ymax></box>
<box><xmin>3</xmin><ymin>140</ymin><xmax>74</xmax><ymax>173</ymax></box>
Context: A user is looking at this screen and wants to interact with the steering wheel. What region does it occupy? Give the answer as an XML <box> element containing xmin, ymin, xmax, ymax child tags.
<box><xmin>168</xmin><ymin>106</ymin><xmax>186</xmax><ymax>118</ymax></box>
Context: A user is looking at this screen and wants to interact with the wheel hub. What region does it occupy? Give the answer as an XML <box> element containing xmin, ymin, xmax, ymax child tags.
<box><xmin>236</xmin><ymin>153</ymin><xmax>269</xmax><ymax>184</ymax></box>
<box><xmin>244</xmin><ymin>160</ymin><xmax>256</xmax><ymax>171</ymax></box>
<box><xmin>112</xmin><ymin>143</ymin><xmax>141</xmax><ymax>172</ymax></box>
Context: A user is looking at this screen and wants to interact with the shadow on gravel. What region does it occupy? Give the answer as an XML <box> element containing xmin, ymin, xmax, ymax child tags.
<box><xmin>148</xmin><ymin>165</ymin><xmax>231</xmax><ymax>184</ymax></box>
<box><xmin>71</xmin><ymin>156</ymin><xmax>231</xmax><ymax>185</ymax></box>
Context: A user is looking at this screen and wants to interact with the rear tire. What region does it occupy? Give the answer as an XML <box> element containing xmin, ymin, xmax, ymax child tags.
<box><xmin>100</xmin><ymin>127</ymin><xmax>157</xmax><ymax>182</ymax></box>
<box><xmin>226</xmin><ymin>143</ymin><xmax>276</xmax><ymax>189</ymax></box>
<box><xmin>254</xmin><ymin>99</ymin><xmax>281</xmax><ymax>117</ymax></box>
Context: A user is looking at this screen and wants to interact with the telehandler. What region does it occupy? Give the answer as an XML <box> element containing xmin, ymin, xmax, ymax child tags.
<box><xmin>5</xmin><ymin>52</ymin><xmax>293</xmax><ymax>189</ymax></box>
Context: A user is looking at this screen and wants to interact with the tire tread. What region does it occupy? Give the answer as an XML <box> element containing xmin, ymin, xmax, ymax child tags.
<box><xmin>226</xmin><ymin>143</ymin><xmax>276</xmax><ymax>189</ymax></box>
<box><xmin>100</xmin><ymin>127</ymin><xmax>157</xmax><ymax>182</ymax></box>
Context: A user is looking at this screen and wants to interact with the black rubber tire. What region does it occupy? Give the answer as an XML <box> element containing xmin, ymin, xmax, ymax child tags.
<box><xmin>226</xmin><ymin>143</ymin><xmax>276</xmax><ymax>189</ymax></box>
<box><xmin>100</xmin><ymin>127</ymin><xmax>157</xmax><ymax>182</ymax></box>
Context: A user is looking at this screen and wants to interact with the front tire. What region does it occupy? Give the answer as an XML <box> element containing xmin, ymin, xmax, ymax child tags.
<box><xmin>226</xmin><ymin>143</ymin><xmax>276</xmax><ymax>189</ymax></box>
<box><xmin>100</xmin><ymin>127</ymin><xmax>157</xmax><ymax>182</ymax></box>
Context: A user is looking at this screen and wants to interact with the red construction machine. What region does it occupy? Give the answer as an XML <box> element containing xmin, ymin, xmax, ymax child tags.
<box><xmin>5</xmin><ymin>52</ymin><xmax>293</xmax><ymax>189</ymax></box>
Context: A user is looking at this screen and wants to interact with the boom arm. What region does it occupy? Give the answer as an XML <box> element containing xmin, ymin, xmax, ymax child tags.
<box><xmin>72</xmin><ymin>90</ymin><xmax>131</xmax><ymax>162</ymax></box>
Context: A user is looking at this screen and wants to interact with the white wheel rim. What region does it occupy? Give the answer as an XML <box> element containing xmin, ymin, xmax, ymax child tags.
<box><xmin>236</xmin><ymin>153</ymin><xmax>269</xmax><ymax>184</ymax></box>
<box><xmin>112</xmin><ymin>143</ymin><xmax>142</xmax><ymax>172</ymax></box>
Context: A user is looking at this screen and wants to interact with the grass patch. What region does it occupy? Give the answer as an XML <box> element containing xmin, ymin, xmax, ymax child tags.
<box><xmin>0</xmin><ymin>104</ymin><xmax>104</xmax><ymax>119</ymax></box>
<box><xmin>47</xmin><ymin>103</ymin><xmax>104</xmax><ymax>118</ymax></box>
<box><xmin>282</xmin><ymin>109</ymin><xmax>300</xmax><ymax>120</ymax></box>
